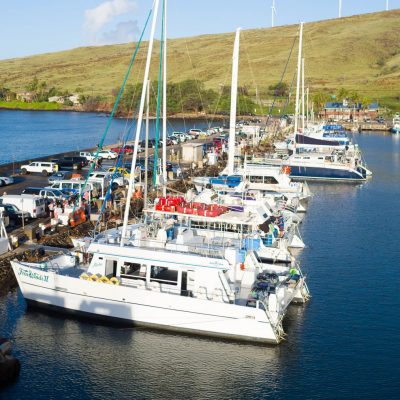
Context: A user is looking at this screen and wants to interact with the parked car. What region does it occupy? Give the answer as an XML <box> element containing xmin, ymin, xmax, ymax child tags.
<box><xmin>107</xmin><ymin>167</ymin><xmax>131</xmax><ymax>178</ymax></box>
<box><xmin>0</xmin><ymin>207</ymin><xmax>9</xmax><ymax>227</ymax></box>
<box><xmin>0</xmin><ymin>204</ymin><xmax>30</xmax><ymax>225</ymax></box>
<box><xmin>0</xmin><ymin>194</ymin><xmax>46</xmax><ymax>218</ymax></box>
<box><xmin>168</xmin><ymin>135</ymin><xmax>180</xmax><ymax>145</ymax></box>
<box><xmin>98</xmin><ymin>150</ymin><xmax>118</xmax><ymax>160</ymax></box>
<box><xmin>48</xmin><ymin>171</ymin><xmax>73</xmax><ymax>184</ymax></box>
<box><xmin>20</xmin><ymin>161</ymin><xmax>57</xmax><ymax>176</ymax></box>
<box><xmin>65</xmin><ymin>156</ymin><xmax>88</xmax><ymax>168</ymax></box>
<box><xmin>50</xmin><ymin>158</ymin><xmax>80</xmax><ymax>170</ymax></box>
<box><xmin>111</xmin><ymin>145</ymin><xmax>132</xmax><ymax>154</ymax></box>
<box><xmin>188</xmin><ymin>129</ymin><xmax>203</xmax><ymax>138</ymax></box>
<box><xmin>89</xmin><ymin>171</ymin><xmax>128</xmax><ymax>190</ymax></box>
<box><xmin>0</xmin><ymin>176</ymin><xmax>14</xmax><ymax>187</ymax></box>
<box><xmin>22</xmin><ymin>187</ymin><xmax>67</xmax><ymax>202</ymax></box>
<box><xmin>48</xmin><ymin>180</ymin><xmax>102</xmax><ymax>197</ymax></box>
<box><xmin>171</xmin><ymin>132</ymin><xmax>187</xmax><ymax>143</ymax></box>
<box><xmin>79</xmin><ymin>151</ymin><xmax>95</xmax><ymax>161</ymax></box>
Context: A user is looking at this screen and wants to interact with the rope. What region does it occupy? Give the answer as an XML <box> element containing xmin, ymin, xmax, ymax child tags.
<box><xmin>266</xmin><ymin>31</ymin><xmax>298</xmax><ymax>126</ymax></box>
<box><xmin>72</xmin><ymin>8</ymin><xmax>153</xmax><ymax>214</ymax></box>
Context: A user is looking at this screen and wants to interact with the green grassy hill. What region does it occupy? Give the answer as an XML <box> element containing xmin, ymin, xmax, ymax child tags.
<box><xmin>1</xmin><ymin>10</ymin><xmax>399</xmax><ymax>106</ymax></box>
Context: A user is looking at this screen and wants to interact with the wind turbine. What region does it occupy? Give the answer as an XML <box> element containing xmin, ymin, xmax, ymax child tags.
<box><xmin>386</xmin><ymin>0</ymin><xmax>389</xmax><ymax>11</ymax></box>
<box><xmin>271</xmin><ymin>0</ymin><xmax>277</xmax><ymax>28</ymax></box>
<box><xmin>338</xmin><ymin>0</ymin><xmax>342</xmax><ymax>18</ymax></box>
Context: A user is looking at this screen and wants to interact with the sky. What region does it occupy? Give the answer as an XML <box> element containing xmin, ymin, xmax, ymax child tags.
<box><xmin>0</xmin><ymin>0</ymin><xmax>399</xmax><ymax>60</ymax></box>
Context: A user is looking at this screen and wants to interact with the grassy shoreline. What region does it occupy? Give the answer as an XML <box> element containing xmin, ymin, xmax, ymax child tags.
<box><xmin>0</xmin><ymin>100</ymin><xmax>61</xmax><ymax>111</ymax></box>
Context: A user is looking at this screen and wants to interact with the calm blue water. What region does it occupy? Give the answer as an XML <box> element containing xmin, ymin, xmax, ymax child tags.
<box><xmin>0</xmin><ymin>110</ymin><xmax>211</xmax><ymax>165</ymax></box>
<box><xmin>1</xmin><ymin>125</ymin><xmax>400</xmax><ymax>399</ymax></box>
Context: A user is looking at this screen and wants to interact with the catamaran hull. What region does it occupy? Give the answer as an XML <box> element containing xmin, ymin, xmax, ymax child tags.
<box><xmin>290</xmin><ymin>165</ymin><xmax>366</xmax><ymax>181</ymax></box>
<box><xmin>12</xmin><ymin>263</ymin><xmax>281</xmax><ymax>344</ymax></box>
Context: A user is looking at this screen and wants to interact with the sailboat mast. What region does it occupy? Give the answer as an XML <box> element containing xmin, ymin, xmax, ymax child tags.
<box><xmin>227</xmin><ymin>27</ymin><xmax>241</xmax><ymax>175</ymax></box>
<box><xmin>294</xmin><ymin>22</ymin><xmax>303</xmax><ymax>134</ymax></box>
<box><xmin>144</xmin><ymin>80</ymin><xmax>150</xmax><ymax>208</ymax></box>
<box><xmin>121</xmin><ymin>0</ymin><xmax>160</xmax><ymax>245</ymax></box>
<box><xmin>306</xmin><ymin>87</ymin><xmax>309</xmax><ymax>127</ymax></box>
<box><xmin>162</xmin><ymin>0</ymin><xmax>167</xmax><ymax>197</ymax></box>
<box><xmin>301</xmin><ymin>57</ymin><xmax>305</xmax><ymax>131</ymax></box>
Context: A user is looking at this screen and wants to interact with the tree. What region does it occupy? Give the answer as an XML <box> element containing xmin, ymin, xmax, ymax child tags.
<box><xmin>268</xmin><ymin>82</ymin><xmax>289</xmax><ymax>97</ymax></box>
<box><xmin>337</xmin><ymin>87</ymin><xmax>349</xmax><ymax>100</ymax></box>
<box><xmin>312</xmin><ymin>91</ymin><xmax>330</xmax><ymax>111</ymax></box>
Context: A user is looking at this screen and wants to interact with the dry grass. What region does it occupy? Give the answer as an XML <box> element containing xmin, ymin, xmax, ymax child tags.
<box><xmin>0</xmin><ymin>10</ymin><xmax>399</xmax><ymax>102</ymax></box>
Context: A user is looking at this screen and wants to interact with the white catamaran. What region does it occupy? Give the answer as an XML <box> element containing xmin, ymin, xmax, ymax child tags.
<box><xmin>11</xmin><ymin>3</ymin><xmax>310</xmax><ymax>344</ymax></box>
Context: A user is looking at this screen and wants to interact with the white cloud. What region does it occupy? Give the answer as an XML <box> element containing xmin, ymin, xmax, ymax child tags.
<box><xmin>84</xmin><ymin>0</ymin><xmax>137</xmax><ymax>39</ymax></box>
<box><xmin>100</xmin><ymin>20</ymin><xmax>139</xmax><ymax>44</ymax></box>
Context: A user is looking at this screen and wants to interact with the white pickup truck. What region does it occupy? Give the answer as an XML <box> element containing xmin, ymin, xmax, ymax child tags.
<box><xmin>89</xmin><ymin>171</ymin><xmax>128</xmax><ymax>190</ymax></box>
<box><xmin>20</xmin><ymin>161</ymin><xmax>57</xmax><ymax>176</ymax></box>
<box><xmin>79</xmin><ymin>151</ymin><xmax>95</xmax><ymax>161</ymax></box>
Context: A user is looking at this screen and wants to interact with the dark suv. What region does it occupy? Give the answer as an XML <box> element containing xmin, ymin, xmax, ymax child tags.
<box><xmin>0</xmin><ymin>203</ymin><xmax>30</xmax><ymax>225</ymax></box>
<box><xmin>65</xmin><ymin>156</ymin><xmax>88</xmax><ymax>168</ymax></box>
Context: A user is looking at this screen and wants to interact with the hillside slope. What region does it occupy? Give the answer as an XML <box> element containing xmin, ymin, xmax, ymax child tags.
<box><xmin>0</xmin><ymin>10</ymin><xmax>399</xmax><ymax>101</ymax></box>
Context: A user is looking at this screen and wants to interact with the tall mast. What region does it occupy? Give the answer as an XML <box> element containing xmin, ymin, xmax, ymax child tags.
<box><xmin>294</xmin><ymin>22</ymin><xmax>303</xmax><ymax>134</ymax></box>
<box><xmin>227</xmin><ymin>28</ymin><xmax>241</xmax><ymax>176</ymax></box>
<box><xmin>162</xmin><ymin>0</ymin><xmax>167</xmax><ymax>197</ymax></box>
<box><xmin>306</xmin><ymin>87</ymin><xmax>309</xmax><ymax>127</ymax></box>
<box><xmin>301</xmin><ymin>57</ymin><xmax>305</xmax><ymax>131</ymax></box>
<box><xmin>144</xmin><ymin>80</ymin><xmax>150</xmax><ymax>208</ymax></box>
<box><xmin>121</xmin><ymin>0</ymin><xmax>160</xmax><ymax>245</ymax></box>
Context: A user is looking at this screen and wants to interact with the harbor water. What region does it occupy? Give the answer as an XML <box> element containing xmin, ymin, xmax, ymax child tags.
<box><xmin>0</xmin><ymin>110</ymin><xmax>211</xmax><ymax>165</ymax></box>
<box><xmin>0</xmin><ymin>114</ymin><xmax>399</xmax><ymax>398</ymax></box>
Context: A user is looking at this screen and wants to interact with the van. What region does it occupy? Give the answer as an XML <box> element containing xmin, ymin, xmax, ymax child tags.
<box><xmin>22</xmin><ymin>187</ymin><xmax>67</xmax><ymax>202</ymax></box>
<box><xmin>48</xmin><ymin>180</ymin><xmax>103</xmax><ymax>198</ymax></box>
<box><xmin>0</xmin><ymin>194</ymin><xmax>46</xmax><ymax>218</ymax></box>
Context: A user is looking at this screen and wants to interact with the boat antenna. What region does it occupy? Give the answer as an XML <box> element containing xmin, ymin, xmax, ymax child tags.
<box><xmin>121</xmin><ymin>0</ymin><xmax>160</xmax><ymax>246</ymax></box>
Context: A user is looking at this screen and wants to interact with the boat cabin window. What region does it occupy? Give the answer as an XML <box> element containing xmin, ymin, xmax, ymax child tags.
<box><xmin>249</xmin><ymin>176</ymin><xmax>263</xmax><ymax>183</ymax></box>
<box><xmin>121</xmin><ymin>262</ymin><xmax>147</xmax><ymax>280</ymax></box>
<box><xmin>150</xmin><ymin>266</ymin><xmax>178</xmax><ymax>286</ymax></box>
<box><xmin>263</xmin><ymin>176</ymin><xmax>278</xmax><ymax>184</ymax></box>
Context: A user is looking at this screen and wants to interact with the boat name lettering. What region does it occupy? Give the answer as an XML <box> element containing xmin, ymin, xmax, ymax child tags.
<box><xmin>18</xmin><ymin>268</ymin><xmax>49</xmax><ymax>283</ymax></box>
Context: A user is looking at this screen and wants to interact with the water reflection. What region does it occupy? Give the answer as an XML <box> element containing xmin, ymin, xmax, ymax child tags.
<box><xmin>2</xmin><ymin>299</ymin><xmax>303</xmax><ymax>399</ymax></box>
